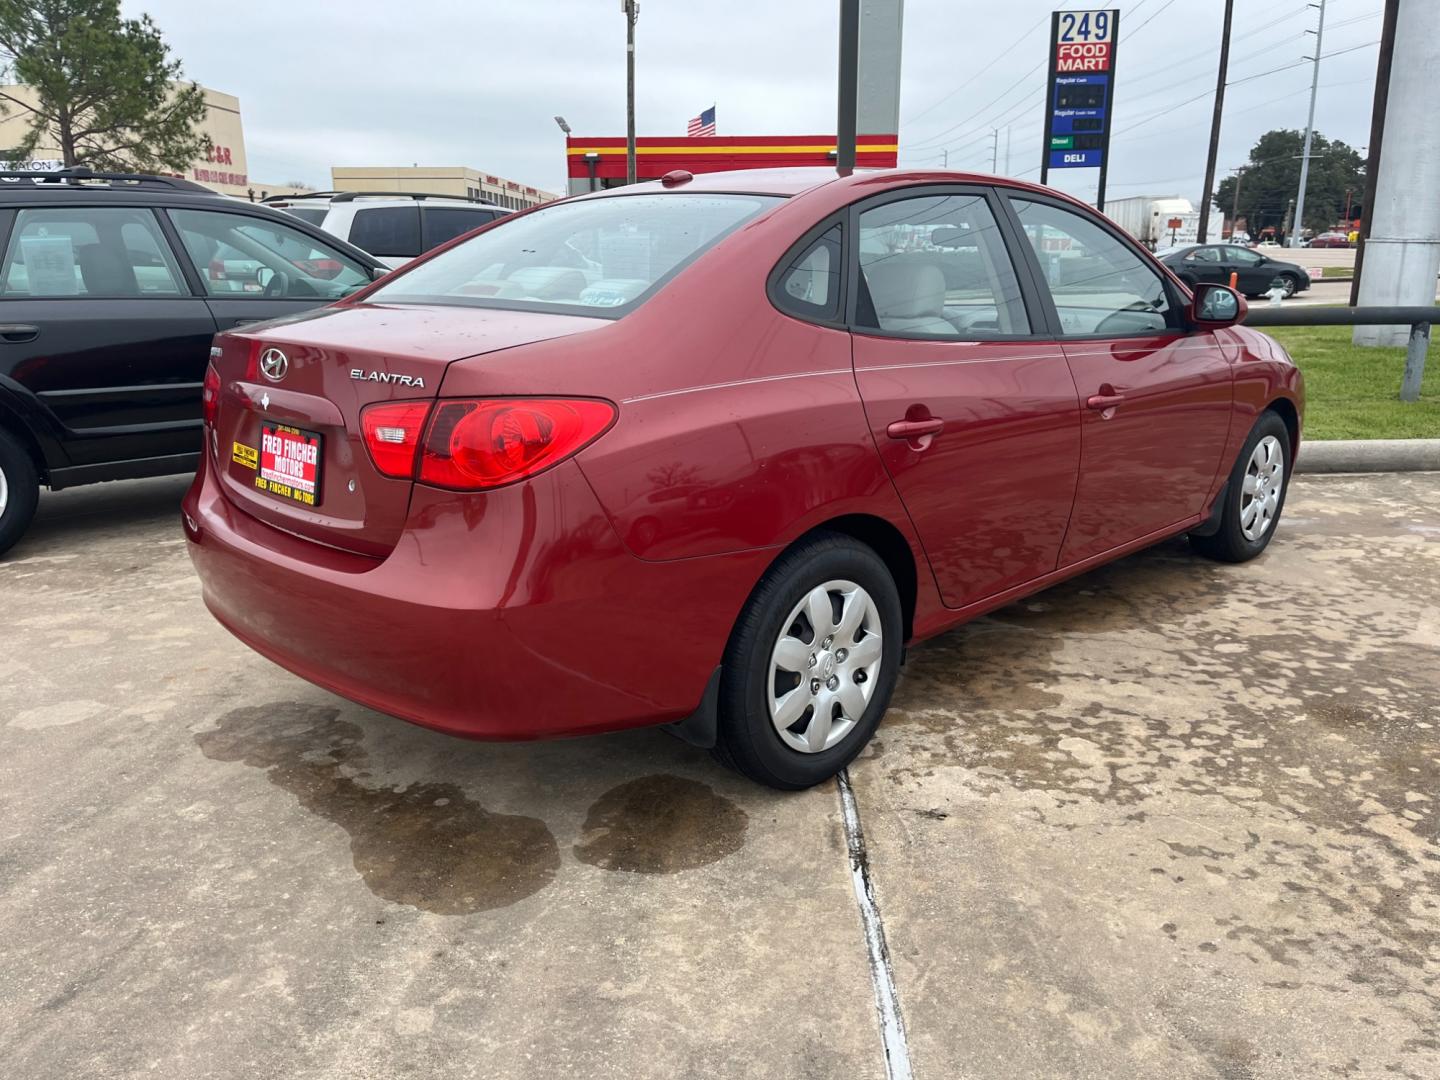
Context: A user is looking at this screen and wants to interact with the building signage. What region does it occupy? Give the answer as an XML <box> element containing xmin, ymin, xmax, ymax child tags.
<box><xmin>1040</xmin><ymin>9</ymin><xmax>1119</xmax><ymax>207</ymax></box>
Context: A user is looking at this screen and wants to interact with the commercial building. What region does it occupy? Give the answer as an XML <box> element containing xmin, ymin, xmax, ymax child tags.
<box><xmin>331</xmin><ymin>166</ymin><xmax>561</xmax><ymax>210</ymax></box>
<box><xmin>562</xmin><ymin>134</ymin><xmax>898</xmax><ymax>196</ymax></box>
<box><xmin>0</xmin><ymin>82</ymin><xmax>304</xmax><ymax>200</ymax></box>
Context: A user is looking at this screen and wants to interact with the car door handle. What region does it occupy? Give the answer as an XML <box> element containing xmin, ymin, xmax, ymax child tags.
<box><xmin>1086</xmin><ymin>392</ymin><xmax>1125</xmax><ymax>410</ymax></box>
<box><xmin>886</xmin><ymin>417</ymin><xmax>945</xmax><ymax>440</ymax></box>
<box><xmin>0</xmin><ymin>323</ymin><xmax>39</xmax><ymax>343</ymax></box>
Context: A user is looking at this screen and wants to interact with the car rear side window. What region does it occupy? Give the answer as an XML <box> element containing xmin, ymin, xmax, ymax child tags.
<box><xmin>1010</xmin><ymin>198</ymin><xmax>1175</xmax><ymax>336</ymax></box>
<box><xmin>421</xmin><ymin>207</ymin><xmax>496</xmax><ymax>251</ymax></box>
<box><xmin>855</xmin><ymin>193</ymin><xmax>1030</xmax><ymax>338</ymax></box>
<box><xmin>168</xmin><ymin>209</ymin><xmax>371</xmax><ymax>298</ymax></box>
<box><xmin>773</xmin><ymin>225</ymin><xmax>842</xmax><ymax>321</ymax></box>
<box><xmin>365</xmin><ymin>193</ymin><xmax>781</xmax><ymax>317</ymax></box>
<box><xmin>1</xmin><ymin>207</ymin><xmax>186</xmax><ymax>298</ymax></box>
<box><xmin>349</xmin><ymin>206</ymin><xmax>421</xmax><ymax>259</ymax></box>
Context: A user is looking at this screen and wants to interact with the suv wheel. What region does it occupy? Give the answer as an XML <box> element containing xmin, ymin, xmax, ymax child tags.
<box><xmin>0</xmin><ymin>427</ymin><xmax>40</xmax><ymax>557</ymax></box>
<box><xmin>713</xmin><ymin>533</ymin><xmax>903</xmax><ymax>789</ymax></box>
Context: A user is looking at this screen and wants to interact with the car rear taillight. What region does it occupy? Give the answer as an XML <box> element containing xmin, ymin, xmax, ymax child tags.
<box><xmin>202</xmin><ymin>363</ymin><xmax>221</xmax><ymax>427</ymax></box>
<box><xmin>360</xmin><ymin>398</ymin><xmax>615</xmax><ymax>490</ymax></box>
<box><xmin>360</xmin><ymin>401</ymin><xmax>432</xmax><ymax>478</ymax></box>
<box><xmin>420</xmin><ymin>399</ymin><xmax>616</xmax><ymax>490</ymax></box>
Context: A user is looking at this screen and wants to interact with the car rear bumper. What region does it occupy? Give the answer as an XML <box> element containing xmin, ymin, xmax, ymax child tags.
<box><xmin>182</xmin><ymin>452</ymin><xmax>774</xmax><ymax>740</ymax></box>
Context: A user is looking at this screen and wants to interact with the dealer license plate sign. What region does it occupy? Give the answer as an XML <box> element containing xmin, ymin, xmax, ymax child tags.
<box><xmin>257</xmin><ymin>424</ymin><xmax>323</xmax><ymax>506</ymax></box>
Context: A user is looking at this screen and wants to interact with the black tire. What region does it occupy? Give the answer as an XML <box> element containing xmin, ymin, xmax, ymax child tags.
<box><xmin>0</xmin><ymin>426</ymin><xmax>40</xmax><ymax>558</ymax></box>
<box><xmin>712</xmin><ymin>533</ymin><xmax>904</xmax><ymax>790</ymax></box>
<box><xmin>1189</xmin><ymin>410</ymin><xmax>1291</xmax><ymax>563</ymax></box>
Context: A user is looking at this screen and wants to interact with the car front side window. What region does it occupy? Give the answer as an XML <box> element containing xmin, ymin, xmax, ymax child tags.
<box><xmin>168</xmin><ymin>209</ymin><xmax>371</xmax><ymax>299</ymax></box>
<box><xmin>1010</xmin><ymin>198</ymin><xmax>1176</xmax><ymax>336</ymax></box>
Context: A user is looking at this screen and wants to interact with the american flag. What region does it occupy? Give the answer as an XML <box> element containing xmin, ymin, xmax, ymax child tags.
<box><xmin>687</xmin><ymin>105</ymin><xmax>716</xmax><ymax>137</ymax></box>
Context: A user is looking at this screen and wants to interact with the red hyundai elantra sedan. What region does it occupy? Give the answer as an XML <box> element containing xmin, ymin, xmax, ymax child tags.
<box><xmin>183</xmin><ymin>167</ymin><xmax>1303</xmax><ymax>789</ymax></box>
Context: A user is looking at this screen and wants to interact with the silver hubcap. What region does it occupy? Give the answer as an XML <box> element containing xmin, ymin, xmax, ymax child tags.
<box><xmin>1271</xmin><ymin>275</ymin><xmax>1295</xmax><ymax>297</ymax></box>
<box><xmin>1241</xmin><ymin>435</ymin><xmax>1284</xmax><ymax>541</ymax></box>
<box><xmin>768</xmin><ymin>579</ymin><xmax>883</xmax><ymax>754</ymax></box>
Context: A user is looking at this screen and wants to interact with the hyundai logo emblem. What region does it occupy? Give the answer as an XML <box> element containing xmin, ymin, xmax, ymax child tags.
<box><xmin>259</xmin><ymin>348</ymin><xmax>289</xmax><ymax>382</ymax></box>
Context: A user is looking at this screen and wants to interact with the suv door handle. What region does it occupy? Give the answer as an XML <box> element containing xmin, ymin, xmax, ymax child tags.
<box><xmin>0</xmin><ymin>323</ymin><xmax>39</xmax><ymax>343</ymax></box>
<box><xmin>886</xmin><ymin>417</ymin><xmax>945</xmax><ymax>440</ymax></box>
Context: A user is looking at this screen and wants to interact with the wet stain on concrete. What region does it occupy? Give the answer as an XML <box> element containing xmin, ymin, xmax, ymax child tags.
<box><xmin>196</xmin><ymin>703</ymin><xmax>559</xmax><ymax>914</ymax></box>
<box><xmin>572</xmin><ymin>774</ymin><xmax>748</xmax><ymax>874</ymax></box>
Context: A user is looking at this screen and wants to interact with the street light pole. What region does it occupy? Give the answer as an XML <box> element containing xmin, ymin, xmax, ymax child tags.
<box><xmin>1290</xmin><ymin>0</ymin><xmax>1327</xmax><ymax>247</ymax></box>
<box><xmin>836</xmin><ymin>0</ymin><xmax>860</xmax><ymax>174</ymax></box>
<box><xmin>1197</xmin><ymin>0</ymin><xmax>1234</xmax><ymax>244</ymax></box>
<box><xmin>623</xmin><ymin>0</ymin><xmax>638</xmax><ymax>186</ymax></box>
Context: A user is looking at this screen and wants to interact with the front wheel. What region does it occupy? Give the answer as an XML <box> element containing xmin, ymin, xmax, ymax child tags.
<box><xmin>1190</xmin><ymin>411</ymin><xmax>1291</xmax><ymax>563</ymax></box>
<box><xmin>713</xmin><ymin>534</ymin><xmax>903</xmax><ymax>790</ymax></box>
<box><xmin>0</xmin><ymin>427</ymin><xmax>40</xmax><ymax>557</ymax></box>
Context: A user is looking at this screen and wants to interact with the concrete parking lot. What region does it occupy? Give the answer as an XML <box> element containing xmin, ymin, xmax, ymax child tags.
<box><xmin>2</xmin><ymin>472</ymin><xmax>1437</xmax><ymax>1080</ymax></box>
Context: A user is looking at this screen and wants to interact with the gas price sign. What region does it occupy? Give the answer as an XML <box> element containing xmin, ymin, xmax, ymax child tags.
<box><xmin>1041</xmin><ymin>9</ymin><xmax>1119</xmax><ymax>204</ymax></box>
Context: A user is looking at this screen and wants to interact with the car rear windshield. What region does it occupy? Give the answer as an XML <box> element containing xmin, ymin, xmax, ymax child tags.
<box><xmin>363</xmin><ymin>193</ymin><xmax>781</xmax><ymax>316</ymax></box>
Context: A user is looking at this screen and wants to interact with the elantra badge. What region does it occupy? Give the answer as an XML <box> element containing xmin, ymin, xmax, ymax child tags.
<box><xmin>259</xmin><ymin>348</ymin><xmax>289</xmax><ymax>382</ymax></box>
<box><xmin>350</xmin><ymin>369</ymin><xmax>426</xmax><ymax>389</ymax></box>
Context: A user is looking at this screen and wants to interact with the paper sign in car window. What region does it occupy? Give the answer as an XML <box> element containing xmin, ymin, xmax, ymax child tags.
<box><xmin>20</xmin><ymin>235</ymin><xmax>79</xmax><ymax>296</ymax></box>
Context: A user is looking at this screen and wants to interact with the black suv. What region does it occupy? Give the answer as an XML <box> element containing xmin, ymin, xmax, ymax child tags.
<box><xmin>0</xmin><ymin>169</ymin><xmax>388</xmax><ymax>555</ymax></box>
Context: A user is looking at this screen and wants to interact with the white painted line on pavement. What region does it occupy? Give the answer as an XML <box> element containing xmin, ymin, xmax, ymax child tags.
<box><xmin>836</xmin><ymin>767</ymin><xmax>914</xmax><ymax>1080</ymax></box>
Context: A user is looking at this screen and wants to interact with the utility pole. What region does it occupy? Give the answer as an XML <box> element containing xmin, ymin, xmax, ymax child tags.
<box><xmin>623</xmin><ymin>0</ymin><xmax>638</xmax><ymax>186</ymax></box>
<box><xmin>1004</xmin><ymin>126</ymin><xmax>1011</xmax><ymax>175</ymax></box>
<box><xmin>990</xmin><ymin>128</ymin><xmax>999</xmax><ymax>173</ymax></box>
<box><xmin>1351</xmin><ymin>0</ymin><xmax>1400</xmax><ymax>306</ymax></box>
<box><xmin>941</xmin><ymin>149</ymin><xmax>948</xmax><ymax>168</ymax></box>
<box><xmin>1197</xmin><ymin>0</ymin><xmax>1235</xmax><ymax>244</ymax></box>
<box><xmin>1281</xmin><ymin>197</ymin><xmax>1296</xmax><ymax>245</ymax></box>
<box><xmin>837</xmin><ymin>0</ymin><xmax>860</xmax><ymax>173</ymax></box>
<box><xmin>1230</xmin><ymin>165</ymin><xmax>1246</xmax><ymax>238</ymax></box>
<box><xmin>1290</xmin><ymin>0</ymin><xmax>1327</xmax><ymax>247</ymax></box>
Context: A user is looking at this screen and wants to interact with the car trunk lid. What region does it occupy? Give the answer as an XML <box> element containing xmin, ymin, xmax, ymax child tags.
<box><xmin>210</xmin><ymin>303</ymin><xmax>602</xmax><ymax>556</ymax></box>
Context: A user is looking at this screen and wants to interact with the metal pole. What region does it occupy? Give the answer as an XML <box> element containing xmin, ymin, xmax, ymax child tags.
<box><xmin>941</xmin><ymin>149</ymin><xmax>948</xmax><ymax>168</ymax></box>
<box><xmin>1290</xmin><ymin>0</ymin><xmax>1327</xmax><ymax>247</ymax></box>
<box><xmin>990</xmin><ymin>129</ymin><xmax>999</xmax><ymax>173</ymax></box>
<box><xmin>837</xmin><ymin>0</ymin><xmax>860</xmax><ymax>174</ymax></box>
<box><xmin>625</xmin><ymin>1</ymin><xmax>637</xmax><ymax>186</ymax></box>
<box><xmin>1351</xmin><ymin>0</ymin><xmax>1399</xmax><ymax>306</ymax></box>
<box><xmin>1197</xmin><ymin>0</ymin><xmax>1235</xmax><ymax>244</ymax></box>
<box><xmin>1401</xmin><ymin>322</ymin><xmax>1430</xmax><ymax>402</ymax></box>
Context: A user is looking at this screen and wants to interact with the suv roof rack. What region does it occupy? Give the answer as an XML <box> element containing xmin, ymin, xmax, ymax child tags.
<box><xmin>0</xmin><ymin>167</ymin><xmax>214</xmax><ymax>193</ymax></box>
<box><xmin>260</xmin><ymin>191</ymin><xmax>341</xmax><ymax>203</ymax></box>
<box><xmin>328</xmin><ymin>190</ymin><xmax>499</xmax><ymax>205</ymax></box>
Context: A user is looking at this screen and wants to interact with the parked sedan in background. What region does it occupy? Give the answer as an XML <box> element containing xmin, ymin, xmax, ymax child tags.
<box><xmin>1158</xmin><ymin>243</ymin><xmax>1311</xmax><ymax>299</ymax></box>
<box><xmin>1305</xmin><ymin>232</ymin><xmax>1353</xmax><ymax>249</ymax></box>
<box><xmin>184</xmin><ymin>167</ymin><xmax>1303</xmax><ymax>790</ymax></box>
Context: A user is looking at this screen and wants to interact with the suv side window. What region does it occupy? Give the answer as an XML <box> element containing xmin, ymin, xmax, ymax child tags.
<box><xmin>421</xmin><ymin>207</ymin><xmax>496</xmax><ymax>250</ymax></box>
<box><xmin>168</xmin><ymin>209</ymin><xmax>371</xmax><ymax>298</ymax></box>
<box><xmin>1</xmin><ymin>207</ymin><xmax>186</xmax><ymax>298</ymax></box>
<box><xmin>349</xmin><ymin>206</ymin><xmax>421</xmax><ymax>259</ymax></box>
<box><xmin>773</xmin><ymin>224</ymin><xmax>842</xmax><ymax>321</ymax></box>
<box><xmin>1009</xmin><ymin>198</ymin><xmax>1175</xmax><ymax>336</ymax></box>
<box><xmin>856</xmin><ymin>192</ymin><xmax>1030</xmax><ymax>338</ymax></box>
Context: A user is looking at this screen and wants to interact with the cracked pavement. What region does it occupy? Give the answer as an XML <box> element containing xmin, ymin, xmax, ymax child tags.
<box><xmin>2</xmin><ymin>472</ymin><xmax>1437</xmax><ymax>1079</ymax></box>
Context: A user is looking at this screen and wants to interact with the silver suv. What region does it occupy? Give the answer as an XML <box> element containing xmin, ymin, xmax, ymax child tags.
<box><xmin>262</xmin><ymin>191</ymin><xmax>509</xmax><ymax>268</ymax></box>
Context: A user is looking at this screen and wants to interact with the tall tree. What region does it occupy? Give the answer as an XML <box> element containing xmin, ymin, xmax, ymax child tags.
<box><xmin>1215</xmin><ymin>129</ymin><xmax>1366</xmax><ymax>237</ymax></box>
<box><xmin>0</xmin><ymin>0</ymin><xmax>208</xmax><ymax>171</ymax></box>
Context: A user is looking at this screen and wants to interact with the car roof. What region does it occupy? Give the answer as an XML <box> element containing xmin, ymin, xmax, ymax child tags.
<box><xmin>575</xmin><ymin>166</ymin><xmax>1063</xmax><ymax>200</ymax></box>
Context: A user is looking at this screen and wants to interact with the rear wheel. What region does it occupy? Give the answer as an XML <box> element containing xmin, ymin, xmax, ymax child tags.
<box><xmin>713</xmin><ymin>533</ymin><xmax>903</xmax><ymax>790</ymax></box>
<box><xmin>1270</xmin><ymin>272</ymin><xmax>1299</xmax><ymax>298</ymax></box>
<box><xmin>1189</xmin><ymin>411</ymin><xmax>1291</xmax><ymax>563</ymax></box>
<box><xmin>0</xmin><ymin>427</ymin><xmax>40</xmax><ymax>557</ymax></box>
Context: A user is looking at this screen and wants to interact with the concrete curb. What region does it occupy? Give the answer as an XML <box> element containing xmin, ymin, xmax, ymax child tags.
<box><xmin>1297</xmin><ymin>438</ymin><xmax>1440</xmax><ymax>474</ymax></box>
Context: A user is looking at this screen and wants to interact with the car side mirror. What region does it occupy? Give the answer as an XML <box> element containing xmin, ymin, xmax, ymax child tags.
<box><xmin>370</xmin><ymin>266</ymin><xmax>390</xmax><ymax>282</ymax></box>
<box><xmin>1190</xmin><ymin>282</ymin><xmax>1245</xmax><ymax>328</ymax></box>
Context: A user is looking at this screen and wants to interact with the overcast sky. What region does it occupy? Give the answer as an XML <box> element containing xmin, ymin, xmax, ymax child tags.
<box><xmin>122</xmin><ymin>0</ymin><xmax>1386</xmax><ymax>207</ymax></box>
